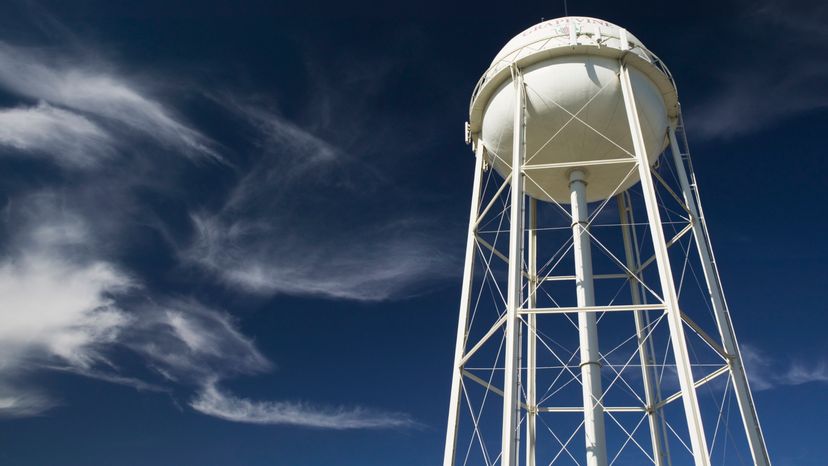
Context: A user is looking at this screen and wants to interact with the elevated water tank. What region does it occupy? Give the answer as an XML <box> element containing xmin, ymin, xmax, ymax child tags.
<box><xmin>468</xmin><ymin>17</ymin><xmax>679</xmax><ymax>203</ymax></box>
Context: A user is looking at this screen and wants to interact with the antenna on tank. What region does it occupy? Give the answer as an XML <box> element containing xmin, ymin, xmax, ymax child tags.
<box><xmin>564</xmin><ymin>0</ymin><xmax>568</xmax><ymax>16</ymax></box>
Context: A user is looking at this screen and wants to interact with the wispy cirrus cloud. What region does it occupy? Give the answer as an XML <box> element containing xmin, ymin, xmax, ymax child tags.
<box><xmin>187</xmin><ymin>212</ymin><xmax>454</xmax><ymax>301</ymax></box>
<box><xmin>0</xmin><ymin>41</ymin><xmax>220</xmax><ymax>162</ymax></box>
<box><xmin>687</xmin><ymin>0</ymin><xmax>828</xmax><ymax>139</ymax></box>
<box><xmin>0</xmin><ymin>255</ymin><xmax>131</xmax><ymax>368</ymax></box>
<box><xmin>0</xmin><ymin>102</ymin><xmax>113</xmax><ymax>167</ymax></box>
<box><xmin>0</xmin><ymin>193</ymin><xmax>133</xmax><ymax>415</ymax></box>
<box><xmin>191</xmin><ymin>381</ymin><xmax>418</xmax><ymax>429</ymax></box>
<box><xmin>0</xmin><ymin>257</ymin><xmax>131</xmax><ymax>415</ymax></box>
<box><xmin>0</xmin><ymin>19</ymin><xmax>434</xmax><ymax>427</ymax></box>
<box><xmin>0</xmin><ymin>387</ymin><xmax>56</xmax><ymax>419</ymax></box>
<box><xmin>43</xmin><ymin>365</ymin><xmax>168</xmax><ymax>393</ymax></box>
<box><xmin>125</xmin><ymin>299</ymin><xmax>272</xmax><ymax>384</ymax></box>
<box><xmin>688</xmin><ymin>63</ymin><xmax>828</xmax><ymax>139</ymax></box>
<box><xmin>180</xmin><ymin>98</ymin><xmax>458</xmax><ymax>302</ymax></box>
<box><xmin>0</xmin><ymin>194</ymin><xmax>419</xmax><ymax>428</ymax></box>
<box><xmin>131</xmin><ymin>300</ymin><xmax>416</xmax><ymax>430</ymax></box>
<box><xmin>741</xmin><ymin>344</ymin><xmax>828</xmax><ymax>391</ymax></box>
<box><xmin>0</xmin><ymin>41</ymin><xmax>432</xmax><ymax>423</ymax></box>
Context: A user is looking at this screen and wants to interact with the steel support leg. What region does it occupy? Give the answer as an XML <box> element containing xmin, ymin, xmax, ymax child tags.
<box><xmin>526</xmin><ymin>197</ymin><xmax>538</xmax><ymax>466</ymax></box>
<box><xmin>617</xmin><ymin>191</ymin><xmax>670</xmax><ymax>466</ymax></box>
<box><xmin>668</xmin><ymin>126</ymin><xmax>772</xmax><ymax>466</ymax></box>
<box><xmin>619</xmin><ymin>62</ymin><xmax>711</xmax><ymax>466</ymax></box>
<box><xmin>442</xmin><ymin>138</ymin><xmax>486</xmax><ymax>466</ymax></box>
<box><xmin>500</xmin><ymin>65</ymin><xmax>526</xmax><ymax>466</ymax></box>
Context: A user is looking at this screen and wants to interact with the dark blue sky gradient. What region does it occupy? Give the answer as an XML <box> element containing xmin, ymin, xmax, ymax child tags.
<box><xmin>0</xmin><ymin>1</ymin><xmax>826</xmax><ymax>465</ymax></box>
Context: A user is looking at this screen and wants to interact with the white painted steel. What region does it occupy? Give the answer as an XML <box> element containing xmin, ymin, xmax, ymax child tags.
<box><xmin>445</xmin><ymin>16</ymin><xmax>772</xmax><ymax>466</ymax></box>
<box><xmin>618</xmin><ymin>192</ymin><xmax>669</xmax><ymax>466</ymax></box>
<box><xmin>471</xmin><ymin>17</ymin><xmax>679</xmax><ymax>125</ymax></box>
<box><xmin>521</xmin><ymin>304</ymin><xmax>665</xmax><ymax>314</ymax></box>
<box><xmin>500</xmin><ymin>66</ymin><xmax>525</xmax><ymax>466</ymax></box>
<box><xmin>619</xmin><ymin>62</ymin><xmax>711</xmax><ymax>466</ymax></box>
<box><xmin>525</xmin><ymin>197</ymin><xmax>538</xmax><ymax>466</ymax></box>
<box><xmin>442</xmin><ymin>140</ymin><xmax>486</xmax><ymax>466</ymax></box>
<box><xmin>569</xmin><ymin>169</ymin><xmax>608</xmax><ymax>466</ymax></box>
<box><xmin>490</xmin><ymin>18</ymin><xmax>647</xmax><ymax>72</ymax></box>
<box><xmin>470</xmin><ymin>17</ymin><xmax>678</xmax><ymax>203</ymax></box>
<box><xmin>480</xmin><ymin>57</ymin><xmax>667</xmax><ymax>203</ymax></box>
<box><xmin>668</xmin><ymin>127</ymin><xmax>772</xmax><ymax>466</ymax></box>
<box><xmin>458</xmin><ymin>314</ymin><xmax>506</xmax><ymax>367</ymax></box>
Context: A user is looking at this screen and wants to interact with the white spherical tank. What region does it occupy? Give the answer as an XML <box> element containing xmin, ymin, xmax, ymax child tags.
<box><xmin>468</xmin><ymin>17</ymin><xmax>679</xmax><ymax>203</ymax></box>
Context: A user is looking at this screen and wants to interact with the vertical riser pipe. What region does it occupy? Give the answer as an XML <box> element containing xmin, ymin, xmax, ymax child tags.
<box><xmin>570</xmin><ymin>169</ymin><xmax>608</xmax><ymax>466</ymax></box>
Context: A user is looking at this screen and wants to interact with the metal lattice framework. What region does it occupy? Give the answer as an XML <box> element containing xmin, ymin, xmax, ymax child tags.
<box><xmin>443</xmin><ymin>60</ymin><xmax>771</xmax><ymax>466</ymax></box>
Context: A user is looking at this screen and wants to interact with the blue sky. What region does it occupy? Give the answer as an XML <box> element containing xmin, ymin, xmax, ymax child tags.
<box><xmin>0</xmin><ymin>0</ymin><xmax>825</xmax><ymax>465</ymax></box>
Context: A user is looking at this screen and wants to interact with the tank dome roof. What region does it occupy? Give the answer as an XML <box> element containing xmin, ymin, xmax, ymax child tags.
<box><xmin>491</xmin><ymin>17</ymin><xmax>647</xmax><ymax>66</ymax></box>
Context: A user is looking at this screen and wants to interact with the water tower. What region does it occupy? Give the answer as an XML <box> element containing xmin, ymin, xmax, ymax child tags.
<box><xmin>444</xmin><ymin>17</ymin><xmax>771</xmax><ymax>466</ymax></box>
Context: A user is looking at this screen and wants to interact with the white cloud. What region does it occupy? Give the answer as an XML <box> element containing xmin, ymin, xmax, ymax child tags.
<box><xmin>126</xmin><ymin>300</ymin><xmax>420</xmax><ymax>430</ymax></box>
<box><xmin>44</xmin><ymin>365</ymin><xmax>168</xmax><ymax>393</ymax></box>
<box><xmin>187</xmin><ymin>213</ymin><xmax>454</xmax><ymax>301</ymax></box>
<box><xmin>126</xmin><ymin>299</ymin><xmax>272</xmax><ymax>383</ymax></box>
<box><xmin>0</xmin><ymin>253</ymin><xmax>131</xmax><ymax>416</ymax></box>
<box><xmin>0</xmin><ymin>41</ymin><xmax>434</xmax><ymax>425</ymax></box>
<box><xmin>780</xmin><ymin>362</ymin><xmax>828</xmax><ymax>386</ymax></box>
<box><xmin>0</xmin><ymin>205</ymin><xmax>270</xmax><ymax>416</ymax></box>
<box><xmin>0</xmin><ymin>194</ymin><xmax>142</xmax><ymax>416</ymax></box>
<box><xmin>0</xmin><ymin>42</ymin><xmax>219</xmax><ymax>160</ymax></box>
<box><xmin>741</xmin><ymin>344</ymin><xmax>828</xmax><ymax>391</ymax></box>
<box><xmin>0</xmin><ymin>102</ymin><xmax>113</xmax><ymax>166</ymax></box>
<box><xmin>0</xmin><ymin>386</ymin><xmax>57</xmax><ymax>419</ymax></box>
<box><xmin>233</xmin><ymin>101</ymin><xmax>340</xmax><ymax>169</ymax></box>
<box><xmin>0</xmin><ymin>193</ymin><xmax>131</xmax><ymax>377</ymax></box>
<box><xmin>688</xmin><ymin>67</ymin><xmax>828</xmax><ymax>139</ymax></box>
<box><xmin>0</xmin><ymin>256</ymin><xmax>130</xmax><ymax>367</ymax></box>
<box><xmin>191</xmin><ymin>381</ymin><xmax>417</xmax><ymax>429</ymax></box>
<box><xmin>687</xmin><ymin>0</ymin><xmax>828</xmax><ymax>139</ymax></box>
<box><xmin>0</xmin><ymin>193</ymin><xmax>418</xmax><ymax>428</ymax></box>
<box><xmin>180</xmin><ymin>100</ymin><xmax>457</xmax><ymax>302</ymax></box>
<box><xmin>749</xmin><ymin>0</ymin><xmax>828</xmax><ymax>40</ymax></box>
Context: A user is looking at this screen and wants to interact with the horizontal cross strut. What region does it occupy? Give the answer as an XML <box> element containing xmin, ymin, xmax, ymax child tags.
<box><xmin>520</xmin><ymin>304</ymin><xmax>666</xmax><ymax>315</ymax></box>
<box><xmin>542</xmin><ymin>273</ymin><xmax>630</xmax><ymax>282</ymax></box>
<box><xmin>536</xmin><ymin>406</ymin><xmax>646</xmax><ymax>413</ymax></box>
<box><xmin>522</xmin><ymin>157</ymin><xmax>636</xmax><ymax>171</ymax></box>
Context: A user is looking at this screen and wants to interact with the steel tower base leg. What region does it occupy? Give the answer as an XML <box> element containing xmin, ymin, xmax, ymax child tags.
<box><xmin>442</xmin><ymin>140</ymin><xmax>486</xmax><ymax>466</ymax></box>
<box><xmin>617</xmin><ymin>192</ymin><xmax>670</xmax><ymax>466</ymax></box>
<box><xmin>668</xmin><ymin>126</ymin><xmax>772</xmax><ymax>466</ymax></box>
<box><xmin>500</xmin><ymin>64</ymin><xmax>526</xmax><ymax>466</ymax></box>
<box><xmin>619</xmin><ymin>61</ymin><xmax>711</xmax><ymax>466</ymax></box>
